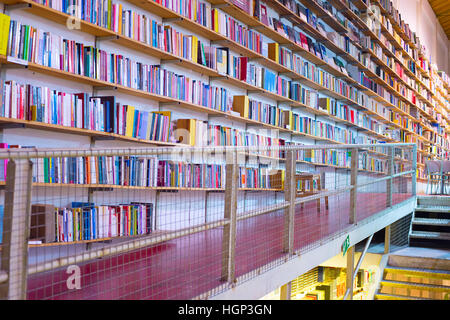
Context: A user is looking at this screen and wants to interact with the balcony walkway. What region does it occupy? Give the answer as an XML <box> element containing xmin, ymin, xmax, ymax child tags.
<box><xmin>26</xmin><ymin>192</ymin><xmax>412</xmax><ymax>300</ymax></box>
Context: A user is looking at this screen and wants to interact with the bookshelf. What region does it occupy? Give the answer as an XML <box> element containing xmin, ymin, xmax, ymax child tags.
<box><xmin>0</xmin><ymin>0</ymin><xmax>448</xmax><ymax>247</ymax></box>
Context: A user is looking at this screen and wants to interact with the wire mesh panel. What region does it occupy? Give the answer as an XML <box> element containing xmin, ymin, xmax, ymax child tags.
<box><xmin>0</xmin><ymin>143</ymin><xmax>416</xmax><ymax>300</ymax></box>
<box><xmin>390</xmin><ymin>213</ymin><xmax>413</xmax><ymax>249</ymax></box>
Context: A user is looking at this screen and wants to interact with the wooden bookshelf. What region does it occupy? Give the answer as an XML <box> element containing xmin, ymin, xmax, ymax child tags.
<box><xmin>0</xmin><ymin>0</ymin><xmax>426</xmax><ymax>144</ymax></box>
<box><xmin>0</xmin><ymin>55</ymin><xmax>398</xmax><ymax>145</ymax></box>
<box><xmin>0</xmin><ymin>0</ymin><xmax>447</xmax><ymax>170</ymax></box>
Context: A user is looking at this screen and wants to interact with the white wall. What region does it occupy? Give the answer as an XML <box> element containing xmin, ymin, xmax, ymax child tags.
<box><xmin>397</xmin><ymin>0</ymin><xmax>450</xmax><ymax>74</ymax></box>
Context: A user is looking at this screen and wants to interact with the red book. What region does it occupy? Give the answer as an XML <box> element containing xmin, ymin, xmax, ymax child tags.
<box><xmin>239</xmin><ymin>57</ymin><xmax>248</xmax><ymax>81</ymax></box>
<box><xmin>300</xmin><ymin>33</ymin><xmax>308</xmax><ymax>51</ymax></box>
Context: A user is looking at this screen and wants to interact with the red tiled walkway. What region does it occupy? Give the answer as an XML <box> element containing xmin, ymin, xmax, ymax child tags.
<box><xmin>26</xmin><ymin>192</ymin><xmax>411</xmax><ymax>300</ymax></box>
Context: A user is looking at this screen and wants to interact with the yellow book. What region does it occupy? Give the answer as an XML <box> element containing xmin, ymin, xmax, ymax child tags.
<box><xmin>0</xmin><ymin>13</ymin><xmax>11</xmax><ymax>56</ymax></box>
<box><xmin>125</xmin><ymin>105</ymin><xmax>135</xmax><ymax>137</ymax></box>
<box><xmin>288</xmin><ymin>111</ymin><xmax>293</xmax><ymax>130</ymax></box>
<box><xmin>191</xmin><ymin>35</ymin><xmax>198</xmax><ymax>63</ymax></box>
<box><xmin>268</xmin><ymin>43</ymin><xmax>279</xmax><ymax>63</ymax></box>
<box><xmin>176</xmin><ymin>119</ymin><xmax>196</xmax><ymax>146</ymax></box>
<box><xmin>31</xmin><ymin>105</ymin><xmax>37</xmax><ymax>121</ymax></box>
<box><xmin>233</xmin><ymin>96</ymin><xmax>249</xmax><ymax>118</ymax></box>
<box><xmin>118</xmin><ymin>4</ymin><xmax>123</xmax><ymax>35</ymax></box>
<box><xmin>213</xmin><ymin>9</ymin><xmax>219</xmax><ymax>33</ymax></box>
<box><xmin>193</xmin><ymin>0</ymin><xmax>197</xmax><ymax>21</ymax></box>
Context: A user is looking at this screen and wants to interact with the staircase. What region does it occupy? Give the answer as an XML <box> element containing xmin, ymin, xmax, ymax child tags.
<box><xmin>375</xmin><ymin>255</ymin><xmax>450</xmax><ymax>300</ymax></box>
<box><xmin>409</xmin><ymin>196</ymin><xmax>450</xmax><ymax>249</ymax></box>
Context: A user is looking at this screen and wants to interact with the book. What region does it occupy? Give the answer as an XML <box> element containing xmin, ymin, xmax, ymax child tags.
<box><xmin>175</xmin><ymin>119</ymin><xmax>197</xmax><ymax>146</ymax></box>
<box><xmin>268</xmin><ymin>43</ymin><xmax>279</xmax><ymax>63</ymax></box>
<box><xmin>216</xmin><ymin>47</ymin><xmax>229</xmax><ymax>75</ymax></box>
<box><xmin>260</xmin><ymin>4</ymin><xmax>269</xmax><ymax>25</ymax></box>
<box><xmin>0</xmin><ymin>13</ymin><xmax>11</xmax><ymax>56</ymax></box>
<box><xmin>233</xmin><ymin>96</ymin><xmax>250</xmax><ymax>118</ymax></box>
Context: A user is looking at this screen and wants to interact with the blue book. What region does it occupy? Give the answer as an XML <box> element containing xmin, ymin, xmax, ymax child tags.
<box><xmin>71</xmin><ymin>202</ymin><xmax>94</xmax><ymax>209</ymax></box>
<box><xmin>133</xmin><ymin>110</ymin><xmax>140</xmax><ymax>137</ymax></box>
<box><xmin>139</xmin><ymin>111</ymin><xmax>149</xmax><ymax>140</ymax></box>
<box><xmin>92</xmin><ymin>207</ymin><xmax>96</xmax><ymax>239</ymax></box>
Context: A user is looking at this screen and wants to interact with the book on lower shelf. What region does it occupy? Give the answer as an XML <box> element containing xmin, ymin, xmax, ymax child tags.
<box><xmin>50</xmin><ymin>202</ymin><xmax>154</xmax><ymax>243</ymax></box>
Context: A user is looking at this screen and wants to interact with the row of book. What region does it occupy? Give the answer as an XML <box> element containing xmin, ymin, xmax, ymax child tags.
<box><xmin>6</xmin><ymin>20</ymin><xmax>232</xmax><ymax>112</ymax></box>
<box><xmin>268</xmin><ymin>17</ymin><xmax>350</xmax><ymax>77</ymax></box>
<box><xmin>3</xmin><ymin>14</ymin><xmax>406</xmax><ymax>135</ymax></box>
<box><xmin>21</xmin><ymin>0</ymin><xmax>442</xmax><ymax>136</ymax></box>
<box><xmin>232</xmin><ymin>56</ymin><xmax>291</xmax><ymax>97</ymax></box>
<box><xmin>232</xmin><ymin>96</ymin><xmax>285</xmax><ymax>128</ymax></box>
<box><xmin>0</xmin><ymin>81</ymin><xmax>174</xmax><ymax>142</ymax></box>
<box><xmin>1</xmin><ymin>78</ymin><xmax>394</xmax><ymax>149</ymax></box>
<box><xmin>292</xmin><ymin>115</ymin><xmax>357</xmax><ymax>144</ymax></box>
<box><xmin>211</xmin><ymin>8</ymin><xmax>263</xmax><ymax>54</ymax></box>
<box><xmin>31</xmin><ymin>154</ymin><xmax>287</xmax><ymax>189</ymax></box>
<box><xmin>29</xmin><ymin>202</ymin><xmax>154</xmax><ymax>243</ymax></box>
<box><xmin>317</xmin><ymin>98</ymin><xmax>387</xmax><ymax>137</ymax></box>
<box><xmin>293</xmin><ymin>148</ymin><xmax>350</xmax><ymax>169</ymax></box>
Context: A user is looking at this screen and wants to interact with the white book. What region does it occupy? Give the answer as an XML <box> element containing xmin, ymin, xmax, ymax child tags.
<box><xmin>10</xmin><ymin>81</ymin><xmax>17</xmax><ymax>119</ymax></box>
<box><xmin>4</xmin><ymin>82</ymin><xmax>11</xmax><ymax>118</ymax></box>
<box><xmin>111</xmin><ymin>208</ymin><xmax>118</xmax><ymax>237</ymax></box>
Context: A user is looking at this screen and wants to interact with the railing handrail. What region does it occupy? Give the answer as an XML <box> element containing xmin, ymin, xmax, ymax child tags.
<box><xmin>0</xmin><ymin>143</ymin><xmax>416</xmax><ymax>159</ymax></box>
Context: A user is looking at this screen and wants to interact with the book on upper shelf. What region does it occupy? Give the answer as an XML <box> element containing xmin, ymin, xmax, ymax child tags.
<box><xmin>0</xmin><ymin>13</ymin><xmax>11</xmax><ymax>56</ymax></box>
<box><xmin>260</xmin><ymin>4</ymin><xmax>269</xmax><ymax>26</ymax></box>
<box><xmin>216</xmin><ymin>47</ymin><xmax>229</xmax><ymax>75</ymax></box>
<box><xmin>268</xmin><ymin>42</ymin><xmax>279</xmax><ymax>63</ymax></box>
<box><xmin>230</xmin><ymin>0</ymin><xmax>252</xmax><ymax>15</ymax></box>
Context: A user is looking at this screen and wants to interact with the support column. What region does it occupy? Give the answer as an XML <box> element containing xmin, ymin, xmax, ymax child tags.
<box><xmin>0</xmin><ymin>159</ymin><xmax>33</xmax><ymax>300</ymax></box>
<box><xmin>283</xmin><ymin>150</ymin><xmax>296</xmax><ymax>254</ymax></box>
<box><xmin>350</xmin><ymin>149</ymin><xmax>359</xmax><ymax>225</ymax></box>
<box><xmin>221</xmin><ymin>150</ymin><xmax>238</xmax><ymax>283</ymax></box>
<box><xmin>384</xmin><ymin>225</ymin><xmax>391</xmax><ymax>254</ymax></box>
<box><xmin>280</xmin><ymin>282</ymin><xmax>292</xmax><ymax>300</ymax></box>
<box><xmin>345</xmin><ymin>245</ymin><xmax>355</xmax><ymax>300</ymax></box>
<box><xmin>387</xmin><ymin>147</ymin><xmax>394</xmax><ymax>207</ymax></box>
<box><xmin>412</xmin><ymin>144</ymin><xmax>417</xmax><ymax>197</ymax></box>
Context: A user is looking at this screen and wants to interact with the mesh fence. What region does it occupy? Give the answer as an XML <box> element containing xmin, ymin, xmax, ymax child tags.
<box><xmin>0</xmin><ymin>143</ymin><xmax>416</xmax><ymax>300</ymax></box>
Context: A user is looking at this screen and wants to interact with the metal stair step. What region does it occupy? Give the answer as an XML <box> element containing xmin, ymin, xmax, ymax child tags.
<box><xmin>384</xmin><ymin>266</ymin><xmax>450</xmax><ymax>280</ymax></box>
<box><xmin>409</xmin><ymin>230</ymin><xmax>450</xmax><ymax>240</ymax></box>
<box><xmin>415</xmin><ymin>206</ymin><xmax>450</xmax><ymax>213</ymax></box>
<box><xmin>380</xmin><ymin>279</ymin><xmax>450</xmax><ymax>292</ymax></box>
<box><xmin>374</xmin><ymin>293</ymin><xmax>432</xmax><ymax>300</ymax></box>
<box><xmin>412</xmin><ymin>218</ymin><xmax>450</xmax><ymax>227</ymax></box>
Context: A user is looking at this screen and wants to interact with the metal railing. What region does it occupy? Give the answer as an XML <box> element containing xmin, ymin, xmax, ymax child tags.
<box><xmin>0</xmin><ymin>143</ymin><xmax>416</xmax><ymax>300</ymax></box>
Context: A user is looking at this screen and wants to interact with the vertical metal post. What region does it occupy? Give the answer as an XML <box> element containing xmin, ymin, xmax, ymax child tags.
<box><xmin>0</xmin><ymin>159</ymin><xmax>33</xmax><ymax>300</ymax></box>
<box><xmin>345</xmin><ymin>245</ymin><xmax>355</xmax><ymax>300</ymax></box>
<box><xmin>221</xmin><ymin>150</ymin><xmax>238</xmax><ymax>283</ymax></box>
<box><xmin>350</xmin><ymin>148</ymin><xmax>359</xmax><ymax>225</ymax></box>
<box><xmin>412</xmin><ymin>144</ymin><xmax>417</xmax><ymax>197</ymax></box>
<box><xmin>384</xmin><ymin>224</ymin><xmax>391</xmax><ymax>254</ymax></box>
<box><xmin>280</xmin><ymin>281</ymin><xmax>292</xmax><ymax>300</ymax></box>
<box><xmin>386</xmin><ymin>147</ymin><xmax>394</xmax><ymax>207</ymax></box>
<box><xmin>283</xmin><ymin>150</ymin><xmax>296</xmax><ymax>254</ymax></box>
